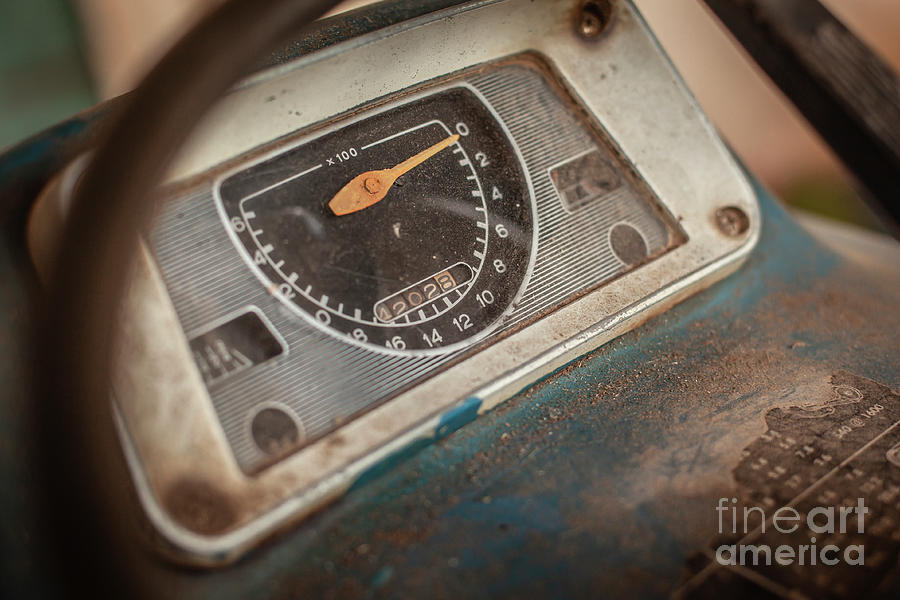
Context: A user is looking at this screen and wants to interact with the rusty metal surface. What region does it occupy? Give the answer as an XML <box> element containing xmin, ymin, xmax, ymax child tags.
<box><xmin>2</xmin><ymin>129</ymin><xmax>898</xmax><ymax>598</ymax></box>
<box><xmin>681</xmin><ymin>371</ymin><xmax>900</xmax><ymax>597</ymax></box>
<box><xmin>115</xmin><ymin>184</ymin><xmax>895</xmax><ymax>597</ymax></box>
<box><xmin>0</xmin><ymin>0</ymin><xmax>897</xmax><ymax>595</ymax></box>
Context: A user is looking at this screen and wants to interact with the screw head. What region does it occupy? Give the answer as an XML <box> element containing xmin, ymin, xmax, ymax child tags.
<box><xmin>364</xmin><ymin>177</ymin><xmax>382</xmax><ymax>194</ymax></box>
<box><xmin>577</xmin><ymin>1</ymin><xmax>613</xmax><ymax>39</ymax></box>
<box><xmin>715</xmin><ymin>206</ymin><xmax>750</xmax><ymax>237</ymax></box>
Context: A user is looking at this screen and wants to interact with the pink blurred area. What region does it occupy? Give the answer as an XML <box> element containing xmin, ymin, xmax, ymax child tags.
<box><xmin>74</xmin><ymin>0</ymin><xmax>900</xmax><ymax>200</ymax></box>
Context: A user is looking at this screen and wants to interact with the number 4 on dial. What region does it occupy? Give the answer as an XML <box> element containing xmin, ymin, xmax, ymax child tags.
<box><xmin>422</xmin><ymin>328</ymin><xmax>443</xmax><ymax>348</ymax></box>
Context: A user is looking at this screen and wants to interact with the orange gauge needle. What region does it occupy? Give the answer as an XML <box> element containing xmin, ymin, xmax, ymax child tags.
<box><xmin>328</xmin><ymin>133</ymin><xmax>460</xmax><ymax>216</ymax></box>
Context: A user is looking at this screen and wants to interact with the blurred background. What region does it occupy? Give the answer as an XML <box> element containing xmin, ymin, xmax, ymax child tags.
<box><xmin>2</xmin><ymin>0</ymin><xmax>898</xmax><ymax>231</ymax></box>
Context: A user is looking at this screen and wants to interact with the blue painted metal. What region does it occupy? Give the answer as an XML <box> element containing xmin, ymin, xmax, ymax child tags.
<box><xmin>348</xmin><ymin>396</ymin><xmax>484</xmax><ymax>494</ymax></box>
<box><xmin>2</xmin><ymin>110</ymin><xmax>897</xmax><ymax>596</ymax></box>
<box><xmin>130</xmin><ymin>184</ymin><xmax>892</xmax><ymax>598</ymax></box>
<box><xmin>0</xmin><ymin>0</ymin><xmax>897</xmax><ymax>595</ymax></box>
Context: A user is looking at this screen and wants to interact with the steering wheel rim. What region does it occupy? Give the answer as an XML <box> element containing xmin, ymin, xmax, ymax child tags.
<box><xmin>35</xmin><ymin>0</ymin><xmax>344</xmax><ymax>595</ymax></box>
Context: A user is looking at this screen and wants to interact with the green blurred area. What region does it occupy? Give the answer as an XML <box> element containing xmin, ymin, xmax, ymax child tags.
<box><xmin>781</xmin><ymin>174</ymin><xmax>889</xmax><ymax>233</ymax></box>
<box><xmin>0</xmin><ymin>0</ymin><xmax>95</xmax><ymax>151</ymax></box>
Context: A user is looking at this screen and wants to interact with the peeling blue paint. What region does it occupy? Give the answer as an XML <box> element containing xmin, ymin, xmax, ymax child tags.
<box><xmin>173</xmin><ymin>180</ymin><xmax>899</xmax><ymax>598</ymax></box>
<box><xmin>348</xmin><ymin>396</ymin><xmax>482</xmax><ymax>493</ymax></box>
<box><xmin>436</xmin><ymin>396</ymin><xmax>482</xmax><ymax>437</ymax></box>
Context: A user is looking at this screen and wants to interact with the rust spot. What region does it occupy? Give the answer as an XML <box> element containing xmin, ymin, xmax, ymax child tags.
<box><xmin>714</xmin><ymin>206</ymin><xmax>750</xmax><ymax>237</ymax></box>
<box><xmin>326</xmin><ymin>432</ymin><xmax>348</xmax><ymax>447</ymax></box>
<box><xmin>164</xmin><ymin>479</ymin><xmax>238</xmax><ymax>535</ymax></box>
<box><xmin>576</xmin><ymin>0</ymin><xmax>614</xmax><ymax>39</ymax></box>
<box><xmin>372</xmin><ymin>523</ymin><xmax>434</xmax><ymax>547</ymax></box>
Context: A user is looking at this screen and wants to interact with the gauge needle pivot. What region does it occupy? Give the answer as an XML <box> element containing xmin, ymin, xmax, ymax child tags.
<box><xmin>328</xmin><ymin>133</ymin><xmax>460</xmax><ymax>216</ymax></box>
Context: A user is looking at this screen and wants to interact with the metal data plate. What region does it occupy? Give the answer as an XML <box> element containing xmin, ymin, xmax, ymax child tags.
<box><xmin>105</xmin><ymin>0</ymin><xmax>760</xmax><ymax>563</ymax></box>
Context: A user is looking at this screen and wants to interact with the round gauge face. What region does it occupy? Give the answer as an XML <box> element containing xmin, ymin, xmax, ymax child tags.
<box><xmin>217</xmin><ymin>86</ymin><xmax>534</xmax><ymax>354</ymax></box>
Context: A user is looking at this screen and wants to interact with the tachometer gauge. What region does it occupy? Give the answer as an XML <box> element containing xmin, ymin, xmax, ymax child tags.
<box><xmin>217</xmin><ymin>87</ymin><xmax>534</xmax><ymax>353</ymax></box>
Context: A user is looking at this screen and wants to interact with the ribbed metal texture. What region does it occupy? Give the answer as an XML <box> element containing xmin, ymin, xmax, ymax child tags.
<box><xmin>151</xmin><ymin>61</ymin><xmax>679</xmax><ymax>472</ymax></box>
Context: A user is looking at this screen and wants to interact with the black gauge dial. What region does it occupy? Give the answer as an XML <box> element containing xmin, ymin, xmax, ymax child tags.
<box><xmin>218</xmin><ymin>87</ymin><xmax>534</xmax><ymax>353</ymax></box>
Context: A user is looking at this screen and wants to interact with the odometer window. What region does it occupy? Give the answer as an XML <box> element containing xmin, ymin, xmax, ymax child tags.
<box><xmin>217</xmin><ymin>87</ymin><xmax>535</xmax><ymax>354</ymax></box>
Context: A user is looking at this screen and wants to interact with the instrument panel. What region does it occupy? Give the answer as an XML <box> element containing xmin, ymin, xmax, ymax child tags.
<box><xmin>30</xmin><ymin>0</ymin><xmax>760</xmax><ymax>563</ymax></box>
<box><xmin>152</xmin><ymin>59</ymin><xmax>681</xmax><ymax>473</ymax></box>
